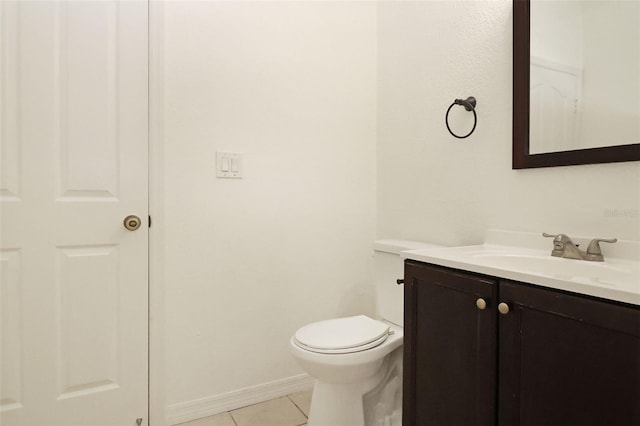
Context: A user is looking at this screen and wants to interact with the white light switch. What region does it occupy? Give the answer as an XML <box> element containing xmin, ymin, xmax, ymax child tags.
<box><xmin>216</xmin><ymin>152</ymin><xmax>243</xmax><ymax>178</ymax></box>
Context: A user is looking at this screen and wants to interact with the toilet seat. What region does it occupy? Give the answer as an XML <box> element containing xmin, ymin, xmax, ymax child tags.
<box><xmin>294</xmin><ymin>315</ymin><xmax>391</xmax><ymax>354</ymax></box>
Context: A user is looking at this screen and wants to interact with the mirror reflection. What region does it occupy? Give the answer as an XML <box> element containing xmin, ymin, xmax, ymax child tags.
<box><xmin>529</xmin><ymin>0</ymin><xmax>639</xmax><ymax>155</ymax></box>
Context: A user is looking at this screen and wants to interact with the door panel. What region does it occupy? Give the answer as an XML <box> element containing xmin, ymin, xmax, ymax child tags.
<box><xmin>0</xmin><ymin>1</ymin><xmax>148</xmax><ymax>424</ymax></box>
<box><xmin>0</xmin><ymin>249</ymin><xmax>22</xmax><ymax>412</ymax></box>
<box><xmin>529</xmin><ymin>58</ymin><xmax>579</xmax><ymax>154</ymax></box>
<box><xmin>57</xmin><ymin>245</ymin><xmax>120</xmax><ymax>400</ymax></box>
<box><xmin>59</xmin><ymin>1</ymin><xmax>119</xmax><ymax>200</ymax></box>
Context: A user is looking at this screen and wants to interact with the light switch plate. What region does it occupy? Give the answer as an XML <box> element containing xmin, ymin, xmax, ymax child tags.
<box><xmin>216</xmin><ymin>152</ymin><xmax>243</xmax><ymax>178</ymax></box>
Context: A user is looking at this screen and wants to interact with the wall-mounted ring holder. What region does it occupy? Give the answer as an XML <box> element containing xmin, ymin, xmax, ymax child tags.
<box><xmin>445</xmin><ymin>96</ymin><xmax>477</xmax><ymax>139</ymax></box>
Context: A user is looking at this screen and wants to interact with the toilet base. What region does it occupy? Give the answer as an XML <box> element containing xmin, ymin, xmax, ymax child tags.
<box><xmin>307</xmin><ymin>378</ymin><xmax>373</xmax><ymax>426</ymax></box>
<box><xmin>306</xmin><ymin>347</ymin><xmax>403</xmax><ymax>426</ymax></box>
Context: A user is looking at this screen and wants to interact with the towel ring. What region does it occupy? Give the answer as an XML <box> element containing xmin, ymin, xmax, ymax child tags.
<box><xmin>445</xmin><ymin>96</ymin><xmax>477</xmax><ymax>139</ymax></box>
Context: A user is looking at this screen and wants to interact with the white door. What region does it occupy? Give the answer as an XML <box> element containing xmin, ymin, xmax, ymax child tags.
<box><xmin>1</xmin><ymin>1</ymin><xmax>149</xmax><ymax>425</ymax></box>
<box><xmin>529</xmin><ymin>58</ymin><xmax>580</xmax><ymax>154</ymax></box>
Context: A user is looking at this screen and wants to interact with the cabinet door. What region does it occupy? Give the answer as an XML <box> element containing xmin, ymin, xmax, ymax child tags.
<box><xmin>499</xmin><ymin>280</ymin><xmax>640</xmax><ymax>426</ymax></box>
<box><xmin>403</xmin><ymin>261</ymin><xmax>497</xmax><ymax>426</ymax></box>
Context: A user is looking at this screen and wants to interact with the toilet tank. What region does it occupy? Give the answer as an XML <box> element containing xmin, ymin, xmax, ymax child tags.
<box><xmin>374</xmin><ymin>239</ymin><xmax>444</xmax><ymax>326</ymax></box>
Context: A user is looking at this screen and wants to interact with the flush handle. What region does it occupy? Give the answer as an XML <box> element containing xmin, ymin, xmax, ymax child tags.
<box><xmin>498</xmin><ymin>302</ymin><xmax>510</xmax><ymax>315</ymax></box>
<box><xmin>123</xmin><ymin>215</ymin><xmax>142</xmax><ymax>231</ymax></box>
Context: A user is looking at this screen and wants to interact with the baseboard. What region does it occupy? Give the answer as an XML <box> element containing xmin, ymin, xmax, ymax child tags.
<box><xmin>166</xmin><ymin>373</ymin><xmax>314</xmax><ymax>425</ymax></box>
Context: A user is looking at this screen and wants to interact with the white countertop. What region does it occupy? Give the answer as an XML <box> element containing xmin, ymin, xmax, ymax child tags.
<box><xmin>402</xmin><ymin>230</ymin><xmax>640</xmax><ymax>306</ymax></box>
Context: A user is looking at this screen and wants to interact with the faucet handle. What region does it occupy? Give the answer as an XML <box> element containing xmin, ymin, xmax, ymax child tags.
<box><xmin>585</xmin><ymin>237</ymin><xmax>617</xmax><ymax>261</ymax></box>
<box><xmin>543</xmin><ymin>233</ymin><xmax>573</xmax><ymax>257</ymax></box>
<box><xmin>543</xmin><ymin>232</ymin><xmax>572</xmax><ymax>242</ymax></box>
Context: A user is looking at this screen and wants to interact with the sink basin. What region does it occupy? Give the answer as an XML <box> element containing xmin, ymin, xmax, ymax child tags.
<box><xmin>402</xmin><ymin>230</ymin><xmax>640</xmax><ymax>305</ymax></box>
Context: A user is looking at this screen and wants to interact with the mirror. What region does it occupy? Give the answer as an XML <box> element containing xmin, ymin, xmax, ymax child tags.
<box><xmin>513</xmin><ymin>0</ymin><xmax>640</xmax><ymax>168</ymax></box>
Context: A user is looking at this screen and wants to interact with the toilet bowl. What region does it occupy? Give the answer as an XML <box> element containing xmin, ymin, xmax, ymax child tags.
<box><xmin>290</xmin><ymin>240</ymin><xmax>442</xmax><ymax>426</ymax></box>
<box><xmin>290</xmin><ymin>316</ymin><xmax>403</xmax><ymax>426</ymax></box>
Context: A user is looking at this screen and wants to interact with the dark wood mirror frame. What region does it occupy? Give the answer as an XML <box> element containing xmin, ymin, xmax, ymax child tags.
<box><xmin>512</xmin><ymin>0</ymin><xmax>640</xmax><ymax>169</ymax></box>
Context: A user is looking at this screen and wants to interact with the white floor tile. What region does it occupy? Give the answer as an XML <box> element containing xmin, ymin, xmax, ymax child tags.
<box><xmin>287</xmin><ymin>389</ymin><xmax>312</xmax><ymax>417</ymax></box>
<box><xmin>176</xmin><ymin>411</ymin><xmax>236</xmax><ymax>426</ymax></box>
<box><xmin>231</xmin><ymin>396</ymin><xmax>307</xmax><ymax>426</ymax></box>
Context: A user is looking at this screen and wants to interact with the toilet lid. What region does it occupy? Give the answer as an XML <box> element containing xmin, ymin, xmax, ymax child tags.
<box><xmin>294</xmin><ymin>315</ymin><xmax>391</xmax><ymax>354</ymax></box>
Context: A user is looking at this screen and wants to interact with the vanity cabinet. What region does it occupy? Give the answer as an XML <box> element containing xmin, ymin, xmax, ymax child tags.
<box><xmin>403</xmin><ymin>260</ymin><xmax>640</xmax><ymax>426</ymax></box>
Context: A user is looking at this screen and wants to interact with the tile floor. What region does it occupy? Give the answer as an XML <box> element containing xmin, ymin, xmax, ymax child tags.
<box><xmin>177</xmin><ymin>389</ymin><xmax>312</xmax><ymax>426</ymax></box>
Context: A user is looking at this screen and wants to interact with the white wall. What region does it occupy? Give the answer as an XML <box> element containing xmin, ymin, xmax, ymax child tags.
<box><xmin>531</xmin><ymin>1</ymin><xmax>640</xmax><ymax>150</ymax></box>
<box><xmin>579</xmin><ymin>1</ymin><xmax>640</xmax><ymax>149</ymax></box>
<box><xmin>163</xmin><ymin>0</ymin><xmax>377</xmax><ymax>414</ymax></box>
<box><xmin>161</xmin><ymin>0</ymin><xmax>640</xmax><ymax>419</ymax></box>
<box><xmin>531</xmin><ymin>0</ymin><xmax>582</xmax><ymax>68</ymax></box>
<box><xmin>377</xmin><ymin>0</ymin><xmax>640</xmax><ymax>246</ymax></box>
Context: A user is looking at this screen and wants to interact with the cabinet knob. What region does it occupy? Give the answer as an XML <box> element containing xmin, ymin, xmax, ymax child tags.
<box><xmin>498</xmin><ymin>302</ymin><xmax>510</xmax><ymax>315</ymax></box>
<box><xmin>476</xmin><ymin>298</ymin><xmax>487</xmax><ymax>310</ymax></box>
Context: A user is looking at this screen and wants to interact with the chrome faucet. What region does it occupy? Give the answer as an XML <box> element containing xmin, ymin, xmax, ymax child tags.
<box><xmin>543</xmin><ymin>233</ymin><xmax>617</xmax><ymax>262</ymax></box>
<box><xmin>543</xmin><ymin>233</ymin><xmax>583</xmax><ymax>259</ymax></box>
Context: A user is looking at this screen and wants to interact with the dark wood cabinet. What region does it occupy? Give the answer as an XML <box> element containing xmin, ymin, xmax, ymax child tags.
<box><xmin>403</xmin><ymin>260</ymin><xmax>640</xmax><ymax>426</ymax></box>
<box><xmin>499</xmin><ymin>280</ymin><xmax>640</xmax><ymax>426</ymax></box>
<box><xmin>403</xmin><ymin>261</ymin><xmax>498</xmax><ymax>426</ymax></box>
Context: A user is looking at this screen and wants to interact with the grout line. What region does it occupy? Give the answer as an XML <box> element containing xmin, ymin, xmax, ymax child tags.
<box><xmin>286</xmin><ymin>394</ymin><xmax>308</xmax><ymax>419</ymax></box>
<box><xmin>183</xmin><ymin>394</ymin><xmax>308</xmax><ymax>426</ymax></box>
<box><xmin>228</xmin><ymin>410</ymin><xmax>239</xmax><ymax>426</ymax></box>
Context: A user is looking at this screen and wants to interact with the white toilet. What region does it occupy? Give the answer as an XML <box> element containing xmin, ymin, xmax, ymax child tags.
<box><xmin>290</xmin><ymin>240</ymin><xmax>441</xmax><ymax>426</ymax></box>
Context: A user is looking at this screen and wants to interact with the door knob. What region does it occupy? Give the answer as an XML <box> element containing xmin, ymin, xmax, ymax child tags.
<box><xmin>498</xmin><ymin>302</ymin><xmax>510</xmax><ymax>315</ymax></box>
<box><xmin>123</xmin><ymin>215</ymin><xmax>142</xmax><ymax>231</ymax></box>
